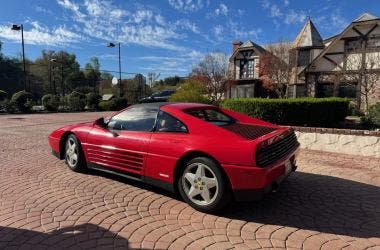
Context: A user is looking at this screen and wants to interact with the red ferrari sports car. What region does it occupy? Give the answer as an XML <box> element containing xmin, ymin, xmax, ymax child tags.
<box><xmin>49</xmin><ymin>102</ymin><xmax>299</xmax><ymax>212</ymax></box>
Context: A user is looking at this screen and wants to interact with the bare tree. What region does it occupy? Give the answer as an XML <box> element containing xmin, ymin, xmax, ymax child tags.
<box><xmin>191</xmin><ymin>52</ymin><xmax>230</xmax><ymax>102</ymax></box>
<box><xmin>346</xmin><ymin>52</ymin><xmax>380</xmax><ymax>111</ymax></box>
<box><xmin>147</xmin><ymin>72</ymin><xmax>160</xmax><ymax>87</ymax></box>
<box><xmin>258</xmin><ymin>40</ymin><xmax>291</xmax><ymax>97</ymax></box>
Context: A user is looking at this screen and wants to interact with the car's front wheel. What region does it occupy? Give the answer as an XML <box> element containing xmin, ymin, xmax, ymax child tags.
<box><xmin>178</xmin><ymin>157</ymin><xmax>231</xmax><ymax>212</ymax></box>
<box><xmin>64</xmin><ymin>134</ymin><xmax>86</xmax><ymax>172</ymax></box>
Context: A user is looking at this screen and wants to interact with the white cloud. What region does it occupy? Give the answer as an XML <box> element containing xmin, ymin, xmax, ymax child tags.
<box><xmin>284</xmin><ymin>9</ymin><xmax>306</xmax><ymax>24</ymax></box>
<box><xmin>213</xmin><ymin>25</ymin><xmax>223</xmax><ymax>37</ymax></box>
<box><xmin>215</xmin><ymin>3</ymin><xmax>228</xmax><ymax>16</ymax></box>
<box><xmin>270</xmin><ymin>4</ymin><xmax>282</xmax><ymax>18</ymax></box>
<box><xmin>136</xmin><ymin>50</ymin><xmax>204</xmax><ymax>75</ymax></box>
<box><xmin>174</xmin><ymin>19</ymin><xmax>199</xmax><ymax>33</ymax></box>
<box><xmin>0</xmin><ymin>21</ymin><xmax>83</xmax><ymax>46</ymax></box>
<box><xmin>261</xmin><ymin>0</ymin><xmax>307</xmax><ymax>26</ymax></box>
<box><xmin>168</xmin><ymin>0</ymin><xmax>207</xmax><ymax>12</ymax></box>
<box><xmin>56</xmin><ymin>0</ymin><xmax>201</xmax><ymax>52</ymax></box>
<box><xmin>34</xmin><ymin>5</ymin><xmax>53</xmax><ymax>15</ymax></box>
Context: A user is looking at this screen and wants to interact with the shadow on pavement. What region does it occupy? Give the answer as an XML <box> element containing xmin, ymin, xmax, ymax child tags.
<box><xmin>222</xmin><ymin>171</ymin><xmax>380</xmax><ymax>239</ymax></box>
<box><xmin>86</xmin><ymin>168</ymin><xmax>380</xmax><ymax>239</ymax></box>
<box><xmin>0</xmin><ymin>223</ymin><xmax>130</xmax><ymax>249</ymax></box>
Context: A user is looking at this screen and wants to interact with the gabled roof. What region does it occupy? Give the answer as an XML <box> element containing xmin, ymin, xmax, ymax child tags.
<box><xmin>239</xmin><ymin>40</ymin><xmax>266</xmax><ymax>53</ymax></box>
<box><xmin>298</xmin><ymin>12</ymin><xmax>380</xmax><ymax>76</ymax></box>
<box><xmin>353</xmin><ymin>12</ymin><xmax>379</xmax><ymax>23</ymax></box>
<box><xmin>292</xmin><ymin>19</ymin><xmax>324</xmax><ymax>48</ymax></box>
<box><xmin>229</xmin><ymin>40</ymin><xmax>267</xmax><ymax>61</ymax></box>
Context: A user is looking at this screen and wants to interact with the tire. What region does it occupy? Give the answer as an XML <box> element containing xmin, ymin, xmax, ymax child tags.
<box><xmin>64</xmin><ymin>134</ymin><xmax>86</xmax><ymax>172</ymax></box>
<box><xmin>178</xmin><ymin>157</ymin><xmax>231</xmax><ymax>212</ymax></box>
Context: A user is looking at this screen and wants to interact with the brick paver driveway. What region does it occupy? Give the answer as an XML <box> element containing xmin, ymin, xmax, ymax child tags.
<box><xmin>0</xmin><ymin>112</ymin><xmax>379</xmax><ymax>250</ymax></box>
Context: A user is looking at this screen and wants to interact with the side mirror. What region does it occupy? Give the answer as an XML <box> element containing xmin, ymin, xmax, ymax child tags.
<box><xmin>93</xmin><ymin>117</ymin><xmax>107</xmax><ymax>128</ymax></box>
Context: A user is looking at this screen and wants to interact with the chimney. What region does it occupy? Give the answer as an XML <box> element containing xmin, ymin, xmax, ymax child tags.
<box><xmin>232</xmin><ymin>41</ymin><xmax>243</xmax><ymax>53</ymax></box>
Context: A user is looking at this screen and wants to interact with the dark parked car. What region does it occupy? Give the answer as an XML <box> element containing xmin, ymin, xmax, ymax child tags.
<box><xmin>139</xmin><ymin>90</ymin><xmax>175</xmax><ymax>103</ymax></box>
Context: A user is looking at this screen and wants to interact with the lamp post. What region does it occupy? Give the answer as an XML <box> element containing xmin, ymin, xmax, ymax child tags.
<box><xmin>11</xmin><ymin>24</ymin><xmax>26</xmax><ymax>91</ymax></box>
<box><xmin>107</xmin><ymin>42</ymin><xmax>123</xmax><ymax>97</ymax></box>
<box><xmin>51</xmin><ymin>53</ymin><xmax>65</xmax><ymax>96</ymax></box>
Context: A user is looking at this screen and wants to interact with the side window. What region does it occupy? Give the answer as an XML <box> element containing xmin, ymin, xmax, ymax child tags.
<box><xmin>155</xmin><ymin>111</ymin><xmax>187</xmax><ymax>133</ymax></box>
<box><xmin>107</xmin><ymin>106</ymin><xmax>158</xmax><ymax>132</ymax></box>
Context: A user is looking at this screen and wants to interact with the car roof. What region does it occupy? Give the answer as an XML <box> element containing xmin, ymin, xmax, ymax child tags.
<box><xmin>133</xmin><ymin>102</ymin><xmax>215</xmax><ymax>110</ymax></box>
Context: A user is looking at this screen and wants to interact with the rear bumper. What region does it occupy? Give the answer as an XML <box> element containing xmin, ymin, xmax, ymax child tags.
<box><xmin>233</xmin><ymin>163</ymin><xmax>297</xmax><ymax>201</ymax></box>
<box><xmin>223</xmin><ymin>148</ymin><xmax>299</xmax><ymax>201</ymax></box>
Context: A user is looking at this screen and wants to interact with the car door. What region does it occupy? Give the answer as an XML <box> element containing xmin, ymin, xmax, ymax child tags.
<box><xmin>85</xmin><ymin>106</ymin><xmax>158</xmax><ymax>176</ymax></box>
<box><xmin>145</xmin><ymin>110</ymin><xmax>190</xmax><ymax>183</ymax></box>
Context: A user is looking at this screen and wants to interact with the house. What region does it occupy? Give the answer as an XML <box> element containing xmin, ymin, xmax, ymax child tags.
<box><xmin>289</xmin><ymin>13</ymin><xmax>380</xmax><ymax>110</ymax></box>
<box><xmin>227</xmin><ymin>41</ymin><xmax>270</xmax><ymax>98</ymax></box>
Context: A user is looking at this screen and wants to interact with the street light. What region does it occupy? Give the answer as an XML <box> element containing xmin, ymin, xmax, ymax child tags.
<box><xmin>11</xmin><ymin>24</ymin><xmax>27</xmax><ymax>91</ymax></box>
<box><xmin>107</xmin><ymin>42</ymin><xmax>123</xmax><ymax>97</ymax></box>
<box><xmin>51</xmin><ymin>55</ymin><xmax>65</xmax><ymax>96</ymax></box>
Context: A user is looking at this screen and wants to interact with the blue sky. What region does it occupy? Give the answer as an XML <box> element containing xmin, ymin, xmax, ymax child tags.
<box><xmin>0</xmin><ymin>0</ymin><xmax>379</xmax><ymax>78</ymax></box>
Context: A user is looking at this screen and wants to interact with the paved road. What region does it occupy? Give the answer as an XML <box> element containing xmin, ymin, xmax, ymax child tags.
<box><xmin>0</xmin><ymin>112</ymin><xmax>379</xmax><ymax>250</ymax></box>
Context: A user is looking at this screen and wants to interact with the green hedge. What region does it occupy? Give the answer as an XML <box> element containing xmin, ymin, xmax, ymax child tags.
<box><xmin>98</xmin><ymin>100</ymin><xmax>110</xmax><ymax>111</ymax></box>
<box><xmin>42</xmin><ymin>94</ymin><xmax>60</xmax><ymax>111</ymax></box>
<box><xmin>67</xmin><ymin>91</ymin><xmax>86</xmax><ymax>112</ymax></box>
<box><xmin>109</xmin><ymin>97</ymin><xmax>128</xmax><ymax>111</ymax></box>
<box><xmin>0</xmin><ymin>90</ymin><xmax>7</xmax><ymax>101</ymax></box>
<box><xmin>11</xmin><ymin>91</ymin><xmax>34</xmax><ymax>113</ymax></box>
<box><xmin>361</xmin><ymin>102</ymin><xmax>380</xmax><ymax>128</ymax></box>
<box><xmin>221</xmin><ymin>97</ymin><xmax>350</xmax><ymax>127</ymax></box>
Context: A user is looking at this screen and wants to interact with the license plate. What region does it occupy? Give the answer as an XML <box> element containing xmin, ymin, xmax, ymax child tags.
<box><xmin>285</xmin><ymin>160</ymin><xmax>292</xmax><ymax>175</ymax></box>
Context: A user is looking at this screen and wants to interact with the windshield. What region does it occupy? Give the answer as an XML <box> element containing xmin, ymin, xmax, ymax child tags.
<box><xmin>185</xmin><ymin>108</ymin><xmax>235</xmax><ymax>126</ymax></box>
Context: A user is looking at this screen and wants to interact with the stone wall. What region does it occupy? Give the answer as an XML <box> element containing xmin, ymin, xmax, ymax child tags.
<box><xmin>293</xmin><ymin>127</ymin><xmax>380</xmax><ymax>158</ymax></box>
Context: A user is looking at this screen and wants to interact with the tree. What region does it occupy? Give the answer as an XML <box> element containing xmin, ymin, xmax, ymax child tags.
<box><xmin>259</xmin><ymin>40</ymin><xmax>291</xmax><ymax>97</ymax></box>
<box><xmin>147</xmin><ymin>72</ymin><xmax>160</xmax><ymax>86</ymax></box>
<box><xmin>169</xmin><ymin>79</ymin><xmax>211</xmax><ymax>104</ymax></box>
<box><xmin>191</xmin><ymin>52</ymin><xmax>230</xmax><ymax>102</ymax></box>
<box><xmin>84</xmin><ymin>57</ymin><xmax>101</xmax><ymax>93</ymax></box>
<box><xmin>30</xmin><ymin>50</ymin><xmax>82</xmax><ymax>96</ymax></box>
<box><xmin>345</xmin><ymin>52</ymin><xmax>380</xmax><ymax>111</ymax></box>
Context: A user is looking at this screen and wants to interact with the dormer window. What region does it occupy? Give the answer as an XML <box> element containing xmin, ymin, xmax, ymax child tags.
<box><xmin>239</xmin><ymin>59</ymin><xmax>254</xmax><ymax>79</ymax></box>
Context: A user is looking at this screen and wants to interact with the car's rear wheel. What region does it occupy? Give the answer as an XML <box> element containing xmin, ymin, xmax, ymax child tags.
<box><xmin>178</xmin><ymin>157</ymin><xmax>230</xmax><ymax>212</ymax></box>
<box><xmin>64</xmin><ymin>134</ymin><xmax>86</xmax><ymax>172</ymax></box>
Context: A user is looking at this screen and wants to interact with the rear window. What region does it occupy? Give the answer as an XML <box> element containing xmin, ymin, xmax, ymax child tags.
<box><xmin>185</xmin><ymin>108</ymin><xmax>235</xmax><ymax>126</ymax></box>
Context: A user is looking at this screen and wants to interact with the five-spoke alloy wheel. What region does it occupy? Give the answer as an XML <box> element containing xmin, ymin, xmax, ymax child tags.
<box><xmin>64</xmin><ymin>134</ymin><xmax>85</xmax><ymax>172</ymax></box>
<box><xmin>178</xmin><ymin>157</ymin><xmax>230</xmax><ymax>212</ymax></box>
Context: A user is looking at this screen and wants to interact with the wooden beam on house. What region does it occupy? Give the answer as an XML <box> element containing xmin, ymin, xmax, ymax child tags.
<box><xmin>325</xmin><ymin>52</ymin><xmax>344</xmax><ymax>55</ymax></box>
<box><xmin>352</xmin><ymin>26</ymin><xmax>365</xmax><ymax>38</ymax></box>
<box><xmin>365</xmin><ymin>24</ymin><xmax>379</xmax><ymax>37</ymax></box>
<box><xmin>323</xmin><ymin>55</ymin><xmax>343</xmax><ymax>70</ymax></box>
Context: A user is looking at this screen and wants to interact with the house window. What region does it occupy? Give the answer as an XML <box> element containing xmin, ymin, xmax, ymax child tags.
<box><xmin>367</xmin><ymin>37</ymin><xmax>380</xmax><ymax>49</ymax></box>
<box><xmin>239</xmin><ymin>59</ymin><xmax>255</xmax><ymax>79</ymax></box>
<box><xmin>297</xmin><ymin>50</ymin><xmax>310</xmax><ymax>66</ymax></box>
<box><xmin>345</xmin><ymin>38</ymin><xmax>361</xmax><ymax>52</ymax></box>
<box><xmin>316</xmin><ymin>83</ymin><xmax>334</xmax><ymax>97</ymax></box>
<box><xmin>338</xmin><ymin>83</ymin><xmax>357</xmax><ymax>98</ymax></box>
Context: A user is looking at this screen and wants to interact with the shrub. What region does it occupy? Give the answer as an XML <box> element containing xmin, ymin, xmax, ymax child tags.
<box><xmin>109</xmin><ymin>97</ymin><xmax>128</xmax><ymax>111</ymax></box>
<box><xmin>98</xmin><ymin>100</ymin><xmax>110</xmax><ymax>111</ymax></box>
<box><xmin>221</xmin><ymin>97</ymin><xmax>350</xmax><ymax>127</ymax></box>
<box><xmin>169</xmin><ymin>80</ymin><xmax>212</xmax><ymax>104</ymax></box>
<box><xmin>5</xmin><ymin>101</ymin><xmax>17</xmax><ymax>114</ymax></box>
<box><xmin>67</xmin><ymin>91</ymin><xmax>86</xmax><ymax>112</ymax></box>
<box><xmin>361</xmin><ymin>102</ymin><xmax>380</xmax><ymax>128</ymax></box>
<box><xmin>11</xmin><ymin>91</ymin><xmax>34</xmax><ymax>113</ymax></box>
<box><xmin>86</xmin><ymin>92</ymin><xmax>101</xmax><ymax>110</ymax></box>
<box><xmin>0</xmin><ymin>90</ymin><xmax>7</xmax><ymax>101</ymax></box>
<box><xmin>42</xmin><ymin>94</ymin><xmax>60</xmax><ymax>111</ymax></box>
